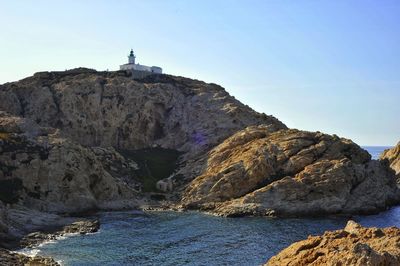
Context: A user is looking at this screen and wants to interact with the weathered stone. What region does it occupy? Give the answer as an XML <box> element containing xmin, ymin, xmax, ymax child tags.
<box><xmin>0</xmin><ymin>248</ymin><xmax>59</xmax><ymax>266</ymax></box>
<box><xmin>182</xmin><ymin>125</ymin><xmax>400</xmax><ymax>216</ymax></box>
<box><xmin>0</xmin><ymin>70</ymin><xmax>285</xmax><ymax>159</ymax></box>
<box><xmin>266</xmin><ymin>221</ymin><xmax>400</xmax><ymax>266</ymax></box>
<box><xmin>0</xmin><ymin>114</ymin><xmax>138</xmax><ymax>214</ymax></box>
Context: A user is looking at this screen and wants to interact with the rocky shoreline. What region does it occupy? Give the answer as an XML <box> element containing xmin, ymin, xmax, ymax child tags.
<box><xmin>1</xmin><ymin>219</ymin><xmax>99</xmax><ymax>266</ymax></box>
<box><xmin>0</xmin><ymin>248</ymin><xmax>59</xmax><ymax>266</ymax></box>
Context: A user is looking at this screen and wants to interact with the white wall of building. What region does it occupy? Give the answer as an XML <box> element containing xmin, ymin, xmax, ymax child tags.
<box><xmin>120</xmin><ymin>63</ymin><xmax>163</xmax><ymax>73</ymax></box>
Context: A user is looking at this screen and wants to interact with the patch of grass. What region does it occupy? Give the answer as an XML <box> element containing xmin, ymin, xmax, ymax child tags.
<box><xmin>119</xmin><ymin>148</ymin><xmax>181</xmax><ymax>192</ymax></box>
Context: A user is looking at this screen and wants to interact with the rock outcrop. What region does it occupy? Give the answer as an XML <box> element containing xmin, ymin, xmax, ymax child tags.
<box><xmin>0</xmin><ymin>248</ymin><xmax>59</xmax><ymax>266</ymax></box>
<box><xmin>20</xmin><ymin>220</ymin><xmax>100</xmax><ymax>248</ymax></box>
<box><xmin>266</xmin><ymin>221</ymin><xmax>400</xmax><ymax>265</ymax></box>
<box><xmin>0</xmin><ymin>112</ymin><xmax>138</xmax><ymax>214</ymax></box>
<box><xmin>381</xmin><ymin>142</ymin><xmax>400</xmax><ymax>181</ymax></box>
<box><xmin>182</xmin><ymin>125</ymin><xmax>400</xmax><ymax>216</ymax></box>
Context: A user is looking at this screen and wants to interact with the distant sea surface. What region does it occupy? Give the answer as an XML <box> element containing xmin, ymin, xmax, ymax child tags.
<box><xmin>22</xmin><ymin>146</ymin><xmax>399</xmax><ymax>266</ymax></box>
<box><xmin>362</xmin><ymin>146</ymin><xmax>392</xmax><ymax>159</ymax></box>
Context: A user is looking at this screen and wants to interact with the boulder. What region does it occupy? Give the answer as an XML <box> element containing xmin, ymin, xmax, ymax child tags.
<box><xmin>182</xmin><ymin>125</ymin><xmax>400</xmax><ymax>216</ymax></box>
<box><xmin>266</xmin><ymin>221</ymin><xmax>400</xmax><ymax>265</ymax></box>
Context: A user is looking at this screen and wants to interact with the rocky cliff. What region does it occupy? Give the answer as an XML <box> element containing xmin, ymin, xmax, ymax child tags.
<box><xmin>266</xmin><ymin>221</ymin><xmax>400</xmax><ymax>265</ymax></box>
<box><xmin>181</xmin><ymin>125</ymin><xmax>400</xmax><ymax>216</ymax></box>
<box><xmin>0</xmin><ymin>112</ymin><xmax>138</xmax><ymax>214</ymax></box>
<box><xmin>0</xmin><ymin>69</ymin><xmax>284</xmax><ymax>158</ymax></box>
<box><xmin>0</xmin><ymin>69</ymin><xmax>284</xmax><ymax>214</ymax></box>
<box><xmin>380</xmin><ymin>142</ymin><xmax>400</xmax><ymax>182</ymax></box>
<box><xmin>0</xmin><ymin>69</ymin><xmax>399</xmax><ymax>227</ymax></box>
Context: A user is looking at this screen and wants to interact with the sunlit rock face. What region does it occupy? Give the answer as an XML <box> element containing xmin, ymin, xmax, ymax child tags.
<box><xmin>0</xmin><ymin>70</ymin><xmax>285</xmax><ymax>160</ymax></box>
<box><xmin>380</xmin><ymin>142</ymin><xmax>400</xmax><ymax>182</ymax></box>
<box><xmin>266</xmin><ymin>221</ymin><xmax>400</xmax><ymax>266</ymax></box>
<box><xmin>182</xmin><ymin>125</ymin><xmax>400</xmax><ymax>216</ymax></box>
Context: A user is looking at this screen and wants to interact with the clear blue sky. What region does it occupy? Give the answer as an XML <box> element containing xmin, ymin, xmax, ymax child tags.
<box><xmin>1</xmin><ymin>0</ymin><xmax>399</xmax><ymax>146</ymax></box>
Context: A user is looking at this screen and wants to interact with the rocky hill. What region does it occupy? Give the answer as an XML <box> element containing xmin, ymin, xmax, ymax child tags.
<box><xmin>0</xmin><ymin>69</ymin><xmax>283</xmax><ymax>158</ymax></box>
<box><xmin>266</xmin><ymin>221</ymin><xmax>400</xmax><ymax>265</ymax></box>
<box><xmin>0</xmin><ymin>69</ymin><xmax>284</xmax><ymax>212</ymax></box>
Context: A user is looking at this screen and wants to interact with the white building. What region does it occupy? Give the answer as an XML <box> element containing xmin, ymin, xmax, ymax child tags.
<box><xmin>120</xmin><ymin>50</ymin><xmax>162</xmax><ymax>74</ymax></box>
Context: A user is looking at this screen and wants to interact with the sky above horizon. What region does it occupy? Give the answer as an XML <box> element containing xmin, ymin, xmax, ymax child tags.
<box><xmin>0</xmin><ymin>1</ymin><xmax>399</xmax><ymax>146</ymax></box>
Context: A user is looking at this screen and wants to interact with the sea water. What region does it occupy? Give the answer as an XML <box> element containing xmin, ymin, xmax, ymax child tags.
<box><xmin>25</xmin><ymin>146</ymin><xmax>399</xmax><ymax>266</ymax></box>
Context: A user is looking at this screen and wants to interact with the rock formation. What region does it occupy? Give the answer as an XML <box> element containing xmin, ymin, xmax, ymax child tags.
<box><xmin>0</xmin><ymin>70</ymin><xmax>284</xmax><ymax>214</ymax></box>
<box><xmin>266</xmin><ymin>220</ymin><xmax>400</xmax><ymax>265</ymax></box>
<box><xmin>0</xmin><ymin>248</ymin><xmax>59</xmax><ymax>266</ymax></box>
<box><xmin>380</xmin><ymin>142</ymin><xmax>400</xmax><ymax>181</ymax></box>
<box><xmin>0</xmin><ymin>69</ymin><xmax>285</xmax><ymax>253</ymax></box>
<box><xmin>0</xmin><ymin>70</ymin><xmax>284</xmax><ymax>159</ymax></box>
<box><xmin>182</xmin><ymin>125</ymin><xmax>400</xmax><ymax>216</ymax></box>
<box><xmin>0</xmin><ymin>112</ymin><xmax>137</xmax><ymax>214</ymax></box>
<box><xmin>20</xmin><ymin>220</ymin><xmax>100</xmax><ymax>248</ymax></box>
<box><xmin>1</xmin><ymin>69</ymin><xmax>399</xmax><ymax>263</ymax></box>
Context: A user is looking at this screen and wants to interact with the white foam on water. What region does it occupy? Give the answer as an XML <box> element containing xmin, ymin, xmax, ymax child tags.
<box><xmin>16</xmin><ymin>247</ymin><xmax>40</xmax><ymax>257</ymax></box>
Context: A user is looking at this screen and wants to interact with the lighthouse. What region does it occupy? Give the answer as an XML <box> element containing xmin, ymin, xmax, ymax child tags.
<box><xmin>120</xmin><ymin>49</ymin><xmax>163</xmax><ymax>77</ymax></box>
<box><xmin>128</xmin><ymin>49</ymin><xmax>136</xmax><ymax>64</ymax></box>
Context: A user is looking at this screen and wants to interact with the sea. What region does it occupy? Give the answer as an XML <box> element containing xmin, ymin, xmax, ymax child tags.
<box><xmin>20</xmin><ymin>146</ymin><xmax>398</xmax><ymax>266</ymax></box>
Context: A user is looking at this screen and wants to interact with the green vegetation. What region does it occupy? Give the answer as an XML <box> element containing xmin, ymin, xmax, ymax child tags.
<box><xmin>119</xmin><ymin>148</ymin><xmax>181</xmax><ymax>192</ymax></box>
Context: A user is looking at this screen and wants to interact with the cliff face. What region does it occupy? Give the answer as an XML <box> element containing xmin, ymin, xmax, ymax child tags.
<box><xmin>0</xmin><ymin>70</ymin><xmax>284</xmax><ymax>159</ymax></box>
<box><xmin>0</xmin><ymin>69</ymin><xmax>285</xmax><ymax>215</ymax></box>
<box><xmin>380</xmin><ymin>142</ymin><xmax>400</xmax><ymax>181</ymax></box>
<box><xmin>0</xmin><ymin>113</ymin><xmax>137</xmax><ymax>214</ymax></box>
<box><xmin>181</xmin><ymin>125</ymin><xmax>400</xmax><ymax>216</ymax></box>
<box><xmin>266</xmin><ymin>221</ymin><xmax>400</xmax><ymax>265</ymax></box>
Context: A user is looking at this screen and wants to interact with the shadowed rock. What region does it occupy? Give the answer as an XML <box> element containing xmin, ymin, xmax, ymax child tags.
<box><xmin>380</xmin><ymin>141</ymin><xmax>400</xmax><ymax>182</ymax></box>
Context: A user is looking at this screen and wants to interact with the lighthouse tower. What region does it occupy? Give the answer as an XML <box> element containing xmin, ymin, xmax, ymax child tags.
<box><xmin>128</xmin><ymin>49</ymin><xmax>136</xmax><ymax>64</ymax></box>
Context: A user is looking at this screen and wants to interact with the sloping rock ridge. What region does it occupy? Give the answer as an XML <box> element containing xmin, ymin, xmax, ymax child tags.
<box><xmin>182</xmin><ymin>125</ymin><xmax>400</xmax><ymax>216</ymax></box>
<box><xmin>266</xmin><ymin>220</ymin><xmax>400</xmax><ymax>266</ymax></box>
<box><xmin>380</xmin><ymin>141</ymin><xmax>400</xmax><ymax>182</ymax></box>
